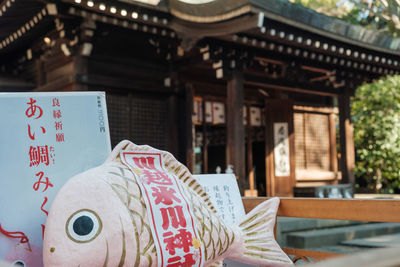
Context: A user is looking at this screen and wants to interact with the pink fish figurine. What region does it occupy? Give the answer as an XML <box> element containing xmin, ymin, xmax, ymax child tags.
<box><xmin>43</xmin><ymin>141</ymin><xmax>292</xmax><ymax>266</ymax></box>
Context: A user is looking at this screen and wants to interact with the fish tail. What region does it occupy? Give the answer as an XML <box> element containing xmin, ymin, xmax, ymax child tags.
<box><xmin>229</xmin><ymin>197</ymin><xmax>293</xmax><ymax>266</ymax></box>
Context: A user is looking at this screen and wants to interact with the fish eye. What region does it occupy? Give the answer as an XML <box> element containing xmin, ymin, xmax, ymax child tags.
<box><xmin>66</xmin><ymin>209</ymin><xmax>102</xmax><ymax>243</ymax></box>
<box><xmin>12</xmin><ymin>260</ymin><xmax>25</xmax><ymax>266</ymax></box>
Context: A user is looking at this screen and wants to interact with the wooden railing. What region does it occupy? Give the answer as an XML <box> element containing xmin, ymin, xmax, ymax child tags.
<box><xmin>242</xmin><ymin>197</ymin><xmax>400</xmax><ymax>263</ymax></box>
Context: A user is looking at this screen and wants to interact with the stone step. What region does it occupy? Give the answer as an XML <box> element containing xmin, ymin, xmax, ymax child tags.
<box><xmin>285</xmin><ymin>222</ymin><xmax>400</xmax><ymax>248</ymax></box>
<box><xmin>340</xmin><ymin>233</ymin><xmax>400</xmax><ymax>248</ymax></box>
<box><xmin>312</xmin><ymin>245</ymin><xmax>368</xmax><ymax>255</ymax></box>
<box><xmin>276</xmin><ymin>217</ymin><xmax>367</xmax><ymax>246</ymax></box>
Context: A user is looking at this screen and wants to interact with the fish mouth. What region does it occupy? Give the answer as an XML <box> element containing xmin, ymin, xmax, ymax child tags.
<box><xmin>102</xmin><ymin>219</ymin><xmax>125</xmax><ymax>267</ymax></box>
<box><xmin>103</xmin><ymin>241</ymin><xmax>109</xmax><ymax>267</ymax></box>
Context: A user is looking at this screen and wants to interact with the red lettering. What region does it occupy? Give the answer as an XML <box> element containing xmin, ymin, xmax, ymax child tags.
<box><xmin>33</xmin><ymin>171</ymin><xmax>53</xmax><ymax>192</ymax></box>
<box><xmin>52</xmin><ymin>98</ymin><xmax>60</xmax><ymax>107</ymax></box>
<box><xmin>56</xmin><ymin>133</ymin><xmax>65</xmax><ymax>142</ymax></box>
<box><xmin>27</xmin><ymin>125</ymin><xmax>46</xmax><ymax>140</ymax></box>
<box><xmin>141</xmin><ymin>170</ymin><xmax>173</xmax><ymax>185</ymax></box>
<box><xmin>166</xmin><ymin>254</ymin><xmax>196</xmax><ymax>267</ymax></box>
<box><xmin>54</xmin><ymin>121</ymin><xmax>63</xmax><ymax>131</ymax></box>
<box><xmin>25</xmin><ymin>98</ymin><xmax>43</xmax><ymax>119</ymax></box>
<box><xmin>160</xmin><ymin>206</ymin><xmax>186</xmax><ymax>230</ymax></box>
<box><xmin>133</xmin><ymin>156</ymin><xmax>156</xmax><ymax>170</ymax></box>
<box><xmin>151</xmin><ymin>186</ymin><xmax>181</xmax><ymax>205</ymax></box>
<box><xmin>41</xmin><ymin>197</ymin><xmax>48</xmax><ymax>216</ymax></box>
<box><xmin>29</xmin><ymin>145</ymin><xmax>50</xmax><ymax>167</ymax></box>
<box><xmin>28</xmin><ymin>124</ymin><xmax>35</xmax><ymax>140</ymax></box>
<box><xmin>53</xmin><ymin>110</ymin><xmax>62</xmax><ymax>119</ymax></box>
<box><xmin>163</xmin><ymin>229</ymin><xmax>193</xmax><ymax>255</ymax></box>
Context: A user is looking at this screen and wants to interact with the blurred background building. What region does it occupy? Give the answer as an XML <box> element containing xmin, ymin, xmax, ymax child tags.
<box><xmin>2</xmin><ymin>0</ymin><xmax>400</xmax><ymax>196</ymax></box>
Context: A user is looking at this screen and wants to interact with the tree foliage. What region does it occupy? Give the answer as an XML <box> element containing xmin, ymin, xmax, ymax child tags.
<box><xmin>346</xmin><ymin>0</ymin><xmax>400</xmax><ymax>36</ymax></box>
<box><xmin>289</xmin><ymin>0</ymin><xmax>354</xmax><ymax>17</ymax></box>
<box><xmin>292</xmin><ymin>0</ymin><xmax>400</xmax><ymax>37</ymax></box>
<box><xmin>352</xmin><ymin>76</ymin><xmax>400</xmax><ymax>193</ymax></box>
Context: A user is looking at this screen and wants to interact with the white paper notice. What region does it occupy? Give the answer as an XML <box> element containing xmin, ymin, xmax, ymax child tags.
<box><xmin>0</xmin><ymin>92</ymin><xmax>111</xmax><ymax>266</ymax></box>
<box><xmin>273</xmin><ymin>122</ymin><xmax>290</xmax><ymax>177</ymax></box>
<box><xmin>194</xmin><ymin>174</ymin><xmax>245</xmax><ymax>225</ymax></box>
<box><xmin>194</xmin><ymin>174</ymin><xmax>254</xmax><ymax>267</ymax></box>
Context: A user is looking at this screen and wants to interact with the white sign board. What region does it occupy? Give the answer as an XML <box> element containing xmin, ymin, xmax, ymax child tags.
<box><xmin>194</xmin><ymin>174</ymin><xmax>245</xmax><ymax>225</ymax></box>
<box><xmin>273</xmin><ymin>122</ymin><xmax>290</xmax><ymax>177</ymax></box>
<box><xmin>0</xmin><ymin>92</ymin><xmax>111</xmax><ymax>266</ymax></box>
<box><xmin>194</xmin><ymin>174</ymin><xmax>254</xmax><ymax>267</ymax></box>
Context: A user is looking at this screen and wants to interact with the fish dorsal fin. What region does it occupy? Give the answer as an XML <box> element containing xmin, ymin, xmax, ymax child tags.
<box><xmin>105</xmin><ymin>140</ymin><xmax>131</xmax><ymax>162</ymax></box>
<box><xmin>106</xmin><ymin>140</ymin><xmax>218</xmax><ymax>215</ymax></box>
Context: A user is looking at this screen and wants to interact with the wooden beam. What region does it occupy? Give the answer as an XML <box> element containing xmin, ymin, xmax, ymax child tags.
<box><xmin>34</xmin><ymin>74</ymin><xmax>75</xmax><ymax>91</ymax></box>
<box><xmin>242</xmin><ymin>197</ymin><xmax>400</xmax><ymax>223</ymax></box>
<box><xmin>88</xmin><ymin>56</ymin><xmax>168</xmax><ymax>81</ymax></box>
<box><xmin>293</xmin><ymin>105</ymin><xmax>338</xmax><ymax>114</ymax></box>
<box><xmin>296</xmin><ymin>170</ymin><xmax>341</xmax><ymax>181</ymax></box>
<box><xmin>226</xmin><ymin>70</ymin><xmax>246</xmax><ymax>193</ymax></box>
<box><xmin>254</xmin><ymin>56</ymin><xmax>285</xmax><ymax>65</ymax></box>
<box><xmin>246</xmin><ymin>80</ymin><xmax>339</xmax><ymax>97</ymax></box>
<box><xmin>76</xmin><ymin>74</ymin><xmax>175</xmax><ymax>93</ymax></box>
<box><xmin>301</xmin><ymin>65</ymin><xmax>331</xmax><ymax>74</ymax></box>
<box><xmin>309</xmin><ymin>75</ymin><xmax>330</xmax><ymax>83</ymax></box>
<box><xmin>283</xmin><ymin>248</ymin><xmax>340</xmax><ymax>260</ymax></box>
<box><xmin>339</xmin><ymin>88</ymin><xmax>355</xmax><ymax>186</ymax></box>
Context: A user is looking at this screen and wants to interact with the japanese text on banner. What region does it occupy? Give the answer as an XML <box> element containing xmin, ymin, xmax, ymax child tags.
<box><xmin>121</xmin><ymin>151</ymin><xmax>204</xmax><ymax>267</ymax></box>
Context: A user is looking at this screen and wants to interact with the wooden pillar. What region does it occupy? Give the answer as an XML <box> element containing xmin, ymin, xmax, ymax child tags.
<box><xmin>74</xmin><ymin>56</ymin><xmax>89</xmax><ymax>91</ymax></box>
<box><xmin>128</xmin><ymin>93</ymin><xmax>133</xmax><ymax>140</ymax></box>
<box><xmin>247</xmin><ymin>105</ymin><xmax>254</xmax><ymax>185</ymax></box>
<box><xmin>185</xmin><ymin>84</ymin><xmax>195</xmax><ymax>172</ymax></box>
<box><xmin>339</xmin><ymin>88</ymin><xmax>355</xmax><ymax>186</ymax></box>
<box><xmin>167</xmin><ymin>95</ymin><xmax>179</xmax><ymax>157</ymax></box>
<box><xmin>202</xmin><ymin>98</ymin><xmax>208</xmax><ymax>174</ymax></box>
<box><xmin>245</xmin><ymin>104</ymin><xmax>258</xmax><ymax>196</ymax></box>
<box><xmin>329</xmin><ymin>112</ymin><xmax>339</xmax><ymax>183</ymax></box>
<box><xmin>226</xmin><ymin>70</ymin><xmax>246</xmax><ymax>193</ymax></box>
<box><xmin>36</xmin><ymin>58</ymin><xmax>45</xmax><ymax>87</ymax></box>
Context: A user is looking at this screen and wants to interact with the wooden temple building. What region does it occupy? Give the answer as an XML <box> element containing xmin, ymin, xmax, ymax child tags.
<box><xmin>2</xmin><ymin>0</ymin><xmax>400</xmax><ymax>196</ymax></box>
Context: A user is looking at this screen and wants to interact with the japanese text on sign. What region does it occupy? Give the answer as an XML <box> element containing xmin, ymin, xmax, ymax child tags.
<box><xmin>194</xmin><ymin>174</ymin><xmax>245</xmax><ymax>227</ymax></box>
<box><xmin>25</xmin><ymin>98</ymin><xmax>62</xmax><ymax>238</ymax></box>
<box><xmin>273</xmin><ymin>122</ymin><xmax>290</xmax><ymax>177</ymax></box>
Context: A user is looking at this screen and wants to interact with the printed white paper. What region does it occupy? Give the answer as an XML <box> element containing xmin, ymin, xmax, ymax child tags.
<box><xmin>0</xmin><ymin>92</ymin><xmax>111</xmax><ymax>266</ymax></box>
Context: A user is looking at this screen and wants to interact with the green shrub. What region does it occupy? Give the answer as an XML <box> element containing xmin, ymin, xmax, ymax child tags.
<box><xmin>352</xmin><ymin>75</ymin><xmax>400</xmax><ymax>193</ymax></box>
